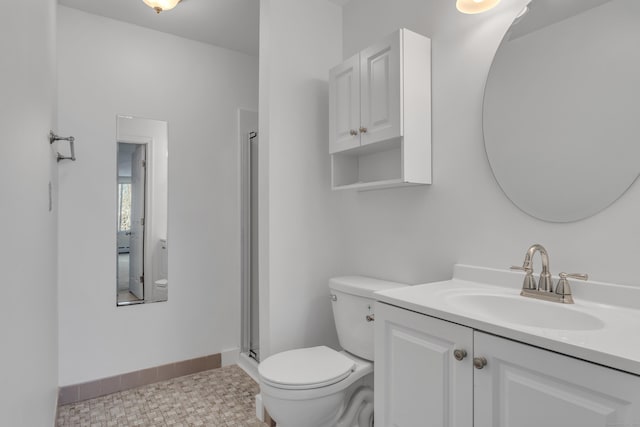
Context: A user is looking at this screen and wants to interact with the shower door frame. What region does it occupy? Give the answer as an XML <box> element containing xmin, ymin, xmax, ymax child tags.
<box><xmin>239</xmin><ymin>108</ymin><xmax>260</xmax><ymax>362</ymax></box>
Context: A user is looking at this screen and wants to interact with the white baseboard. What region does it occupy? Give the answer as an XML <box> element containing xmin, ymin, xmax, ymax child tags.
<box><xmin>255</xmin><ymin>393</ymin><xmax>264</xmax><ymax>422</ymax></box>
<box><xmin>221</xmin><ymin>348</ymin><xmax>240</xmax><ymax>367</ymax></box>
<box><xmin>54</xmin><ymin>390</ymin><xmax>60</xmax><ymax>426</ymax></box>
<box><xmin>237</xmin><ymin>352</ymin><xmax>260</xmax><ymax>383</ymax></box>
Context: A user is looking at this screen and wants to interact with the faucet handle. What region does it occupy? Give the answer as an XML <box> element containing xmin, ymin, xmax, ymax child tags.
<box><xmin>554</xmin><ymin>272</ymin><xmax>588</xmax><ymax>303</ymax></box>
<box><xmin>510</xmin><ymin>265</ymin><xmax>532</xmax><ymax>273</ymax></box>
<box><xmin>511</xmin><ymin>265</ymin><xmax>536</xmax><ymax>290</ymax></box>
<box><xmin>559</xmin><ymin>272</ymin><xmax>588</xmax><ymax>281</ymax></box>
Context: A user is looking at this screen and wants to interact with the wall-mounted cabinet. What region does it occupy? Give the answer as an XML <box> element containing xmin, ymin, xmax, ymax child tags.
<box><xmin>329</xmin><ymin>28</ymin><xmax>431</xmax><ymax>191</ymax></box>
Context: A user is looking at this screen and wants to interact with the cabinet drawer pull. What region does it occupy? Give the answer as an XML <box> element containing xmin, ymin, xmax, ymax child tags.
<box><xmin>453</xmin><ymin>349</ymin><xmax>467</xmax><ymax>361</ymax></box>
<box><xmin>349</xmin><ymin>129</ymin><xmax>358</xmax><ymax>136</ymax></box>
<box><xmin>359</xmin><ymin>126</ymin><xmax>368</xmax><ymax>133</ymax></box>
<box><xmin>473</xmin><ymin>357</ymin><xmax>488</xmax><ymax>369</ymax></box>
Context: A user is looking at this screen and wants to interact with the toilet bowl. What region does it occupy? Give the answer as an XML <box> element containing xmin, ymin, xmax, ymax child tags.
<box><xmin>153</xmin><ymin>278</ymin><xmax>168</xmax><ymax>300</ymax></box>
<box><xmin>259</xmin><ymin>346</ymin><xmax>373</xmax><ymax>427</ymax></box>
<box><xmin>258</xmin><ymin>276</ymin><xmax>406</xmax><ymax>427</ymax></box>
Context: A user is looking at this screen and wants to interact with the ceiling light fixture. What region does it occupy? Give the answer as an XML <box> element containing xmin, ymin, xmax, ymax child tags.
<box><xmin>456</xmin><ymin>0</ymin><xmax>501</xmax><ymax>14</ymax></box>
<box><xmin>143</xmin><ymin>0</ymin><xmax>181</xmax><ymax>14</ymax></box>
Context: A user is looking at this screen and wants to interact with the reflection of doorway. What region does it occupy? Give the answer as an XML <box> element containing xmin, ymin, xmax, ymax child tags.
<box><xmin>117</xmin><ymin>142</ymin><xmax>146</xmax><ymax>305</ymax></box>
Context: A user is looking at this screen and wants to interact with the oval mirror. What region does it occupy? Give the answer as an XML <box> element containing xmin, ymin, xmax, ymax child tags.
<box><xmin>483</xmin><ymin>0</ymin><xmax>640</xmax><ymax>222</ymax></box>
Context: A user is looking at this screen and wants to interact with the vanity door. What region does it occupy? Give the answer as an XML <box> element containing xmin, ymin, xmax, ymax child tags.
<box><xmin>474</xmin><ymin>332</ymin><xmax>640</xmax><ymax>427</ymax></box>
<box><xmin>375</xmin><ymin>302</ymin><xmax>473</xmax><ymax>427</ymax></box>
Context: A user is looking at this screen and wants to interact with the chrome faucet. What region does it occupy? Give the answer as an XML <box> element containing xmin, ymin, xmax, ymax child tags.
<box><xmin>524</xmin><ymin>244</ymin><xmax>552</xmax><ymax>292</ymax></box>
<box><xmin>511</xmin><ymin>244</ymin><xmax>588</xmax><ymax>304</ymax></box>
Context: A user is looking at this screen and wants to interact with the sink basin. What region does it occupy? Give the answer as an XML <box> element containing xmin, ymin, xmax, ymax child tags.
<box><xmin>446</xmin><ymin>293</ymin><xmax>605</xmax><ymax>331</ymax></box>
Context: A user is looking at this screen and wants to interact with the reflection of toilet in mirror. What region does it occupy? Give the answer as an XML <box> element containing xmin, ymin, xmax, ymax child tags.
<box><xmin>152</xmin><ymin>239</ymin><xmax>168</xmax><ymax>301</ymax></box>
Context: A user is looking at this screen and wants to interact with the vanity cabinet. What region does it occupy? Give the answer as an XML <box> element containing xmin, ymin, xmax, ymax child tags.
<box><xmin>375</xmin><ymin>302</ymin><xmax>640</xmax><ymax>427</ymax></box>
<box><xmin>374</xmin><ymin>303</ymin><xmax>472</xmax><ymax>427</ymax></box>
<box><xmin>474</xmin><ymin>332</ymin><xmax>640</xmax><ymax>427</ymax></box>
<box><xmin>329</xmin><ymin>28</ymin><xmax>431</xmax><ymax>190</ymax></box>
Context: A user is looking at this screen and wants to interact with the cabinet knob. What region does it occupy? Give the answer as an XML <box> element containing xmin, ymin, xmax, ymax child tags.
<box><xmin>359</xmin><ymin>126</ymin><xmax>368</xmax><ymax>133</ymax></box>
<box><xmin>473</xmin><ymin>357</ymin><xmax>488</xmax><ymax>369</ymax></box>
<box><xmin>349</xmin><ymin>129</ymin><xmax>358</xmax><ymax>136</ymax></box>
<box><xmin>453</xmin><ymin>349</ymin><xmax>467</xmax><ymax>361</ymax></box>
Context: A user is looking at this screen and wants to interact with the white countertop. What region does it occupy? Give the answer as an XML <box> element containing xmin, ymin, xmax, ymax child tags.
<box><xmin>375</xmin><ymin>264</ymin><xmax>640</xmax><ymax>376</ymax></box>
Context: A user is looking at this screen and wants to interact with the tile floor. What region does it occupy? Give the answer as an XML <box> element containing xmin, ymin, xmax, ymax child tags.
<box><xmin>57</xmin><ymin>365</ymin><xmax>269</xmax><ymax>427</ymax></box>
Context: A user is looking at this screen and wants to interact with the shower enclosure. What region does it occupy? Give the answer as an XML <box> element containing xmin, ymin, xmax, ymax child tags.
<box><xmin>239</xmin><ymin>109</ymin><xmax>260</xmax><ymax>362</ymax></box>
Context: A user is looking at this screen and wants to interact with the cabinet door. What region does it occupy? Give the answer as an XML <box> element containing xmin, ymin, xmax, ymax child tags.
<box><xmin>375</xmin><ymin>303</ymin><xmax>473</xmax><ymax>427</ymax></box>
<box><xmin>360</xmin><ymin>31</ymin><xmax>401</xmax><ymax>147</ymax></box>
<box><xmin>474</xmin><ymin>332</ymin><xmax>640</xmax><ymax>427</ymax></box>
<box><xmin>329</xmin><ymin>53</ymin><xmax>360</xmax><ymax>153</ymax></box>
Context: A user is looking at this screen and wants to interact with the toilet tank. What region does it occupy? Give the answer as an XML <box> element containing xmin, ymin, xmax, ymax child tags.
<box><xmin>329</xmin><ymin>276</ymin><xmax>407</xmax><ymax>361</ymax></box>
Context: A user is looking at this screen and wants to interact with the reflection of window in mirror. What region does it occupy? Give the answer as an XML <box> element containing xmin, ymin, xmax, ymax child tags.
<box><xmin>118</xmin><ymin>183</ymin><xmax>131</xmax><ymax>233</ymax></box>
<box><xmin>116</xmin><ymin>116</ymin><xmax>168</xmax><ymax>306</ymax></box>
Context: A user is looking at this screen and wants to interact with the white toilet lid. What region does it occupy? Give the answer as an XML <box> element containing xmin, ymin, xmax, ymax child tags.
<box><xmin>259</xmin><ymin>346</ymin><xmax>355</xmax><ymax>390</ymax></box>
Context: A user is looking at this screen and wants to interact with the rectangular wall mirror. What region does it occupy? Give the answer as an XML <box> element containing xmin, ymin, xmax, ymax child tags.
<box><xmin>116</xmin><ymin>115</ymin><xmax>168</xmax><ymax>306</ymax></box>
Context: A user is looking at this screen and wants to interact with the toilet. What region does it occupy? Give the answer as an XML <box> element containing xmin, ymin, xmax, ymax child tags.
<box><xmin>258</xmin><ymin>276</ymin><xmax>406</xmax><ymax>427</ymax></box>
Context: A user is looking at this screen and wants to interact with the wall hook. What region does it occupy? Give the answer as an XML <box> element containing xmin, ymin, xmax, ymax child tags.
<box><xmin>50</xmin><ymin>131</ymin><xmax>76</xmax><ymax>162</ymax></box>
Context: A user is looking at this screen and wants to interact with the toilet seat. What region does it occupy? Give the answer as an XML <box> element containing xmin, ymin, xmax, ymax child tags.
<box><xmin>259</xmin><ymin>346</ymin><xmax>355</xmax><ymax>390</ymax></box>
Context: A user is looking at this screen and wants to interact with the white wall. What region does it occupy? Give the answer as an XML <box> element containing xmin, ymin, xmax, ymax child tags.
<box><xmin>0</xmin><ymin>0</ymin><xmax>58</xmax><ymax>424</ymax></box>
<box><xmin>339</xmin><ymin>0</ymin><xmax>640</xmax><ymax>287</ymax></box>
<box><xmin>259</xmin><ymin>0</ymin><xmax>344</xmax><ymax>358</ymax></box>
<box><xmin>57</xmin><ymin>6</ymin><xmax>258</xmax><ymax>385</ymax></box>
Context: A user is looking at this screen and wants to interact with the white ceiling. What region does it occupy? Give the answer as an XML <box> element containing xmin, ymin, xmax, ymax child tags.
<box><xmin>58</xmin><ymin>0</ymin><xmax>260</xmax><ymax>56</ymax></box>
